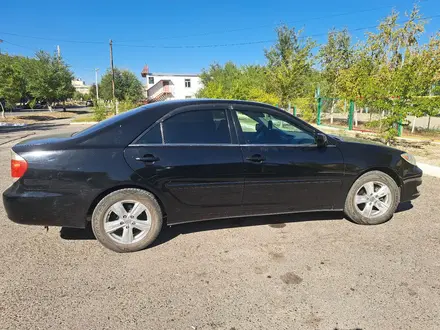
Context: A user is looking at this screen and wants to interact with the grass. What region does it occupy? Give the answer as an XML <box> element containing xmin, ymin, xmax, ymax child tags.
<box><xmin>71</xmin><ymin>115</ymin><xmax>97</xmax><ymax>123</ymax></box>
<box><xmin>0</xmin><ymin>111</ymin><xmax>76</xmax><ymax>124</ymax></box>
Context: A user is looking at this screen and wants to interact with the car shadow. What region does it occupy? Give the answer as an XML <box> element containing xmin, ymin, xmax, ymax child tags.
<box><xmin>60</xmin><ymin>202</ymin><xmax>414</xmax><ymax>248</ymax></box>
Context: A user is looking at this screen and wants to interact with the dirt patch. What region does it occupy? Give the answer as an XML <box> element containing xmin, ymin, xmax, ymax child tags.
<box><xmin>280</xmin><ymin>272</ymin><xmax>303</xmax><ymax>284</ymax></box>
<box><xmin>0</xmin><ymin>112</ymin><xmax>76</xmax><ymax>124</ymax></box>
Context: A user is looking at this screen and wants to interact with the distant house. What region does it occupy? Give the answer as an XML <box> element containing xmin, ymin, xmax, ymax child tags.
<box><xmin>141</xmin><ymin>65</ymin><xmax>202</xmax><ymax>103</ymax></box>
<box><xmin>71</xmin><ymin>78</ymin><xmax>90</xmax><ymax>95</ymax></box>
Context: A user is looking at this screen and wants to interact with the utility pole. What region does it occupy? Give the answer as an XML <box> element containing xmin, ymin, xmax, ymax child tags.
<box><xmin>0</xmin><ymin>39</ymin><xmax>3</xmax><ymax>54</ymax></box>
<box><xmin>95</xmin><ymin>68</ymin><xmax>99</xmax><ymax>100</ymax></box>
<box><xmin>109</xmin><ymin>39</ymin><xmax>115</xmax><ymax>100</ymax></box>
<box><xmin>57</xmin><ymin>45</ymin><xmax>61</xmax><ymax>59</ymax></box>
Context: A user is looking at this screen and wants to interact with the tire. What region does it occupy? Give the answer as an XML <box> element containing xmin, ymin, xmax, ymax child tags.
<box><xmin>344</xmin><ymin>171</ymin><xmax>400</xmax><ymax>225</ymax></box>
<box><xmin>91</xmin><ymin>188</ymin><xmax>163</xmax><ymax>252</ymax></box>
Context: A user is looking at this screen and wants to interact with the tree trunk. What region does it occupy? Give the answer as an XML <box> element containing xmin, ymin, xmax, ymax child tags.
<box><xmin>369</xmin><ymin>112</ymin><xmax>372</xmax><ymax>122</ymax></box>
<box><xmin>0</xmin><ymin>102</ymin><xmax>5</xmax><ymax>119</ymax></box>
<box><xmin>330</xmin><ymin>99</ymin><xmax>336</xmax><ymax>124</ymax></box>
<box><xmin>63</xmin><ymin>100</ymin><xmax>66</xmax><ymax>112</ymax></box>
<box><xmin>379</xmin><ymin>110</ymin><xmax>384</xmax><ymax>131</ymax></box>
<box><xmin>354</xmin><ymin>103</ymin><xmax>358</xmax><ymax>127</ymax></box>
<box><xmin>428</xmin><ymin>116</ymin><xmax>431</xmax><ymax>130</ymax></box>
<box><xmin>411</xmin><ymin>116</ymin><xmax>416</xmax><ymax>133</ymax></box>
<box><xmin>48</xmin><ymin>102</ymin><xmax>53</xmax><ymax>112</ymax></box>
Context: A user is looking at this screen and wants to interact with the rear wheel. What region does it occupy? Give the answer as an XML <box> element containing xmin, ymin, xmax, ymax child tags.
<box><xmin>91</xmin><ymin>189</ymin><xmax>162</xmax><ymax>252</ymax></box>
<box><xmin>344</xmin><ymin>171</ymin><xmax>400</xmax><ymax>225</ymax></box>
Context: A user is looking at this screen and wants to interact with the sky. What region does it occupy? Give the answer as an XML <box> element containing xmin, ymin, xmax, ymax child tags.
<box><xmin>1</xmin><ymin>0</ymin><xmax>440</xmax><ymax>85</ymax></box>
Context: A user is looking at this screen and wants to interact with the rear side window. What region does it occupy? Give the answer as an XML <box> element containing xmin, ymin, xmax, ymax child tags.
<box><xmin>163</xmin><ymin>110</ymin><xmax>230</xmax><ymax>144</ymax></box>
<box><xmin>136</xmin><ymin>124</ymin><xmax>162</xmax><ymax>144</ymax></box>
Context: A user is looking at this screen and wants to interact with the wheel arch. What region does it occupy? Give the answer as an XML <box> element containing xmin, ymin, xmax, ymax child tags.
<box><xmin>357</xmin><ymin>167</ymin><xmax>402</xmax><ymax>187</ymax></box>
<box><xmin>86</xmin><ymin>184</ymin><xmax>168</xmax><ymax>221</ymax></box>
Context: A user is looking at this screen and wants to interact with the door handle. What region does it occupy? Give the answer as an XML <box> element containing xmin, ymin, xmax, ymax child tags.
<box><xmin>135</xmin><ymin>154</ymin><xmax>160</xmax><ymax>163</ymax></box>
<box><xmin>246</xmin><ymin>154</ymin><xmax>266</xmax><ymax>163</ymax></box>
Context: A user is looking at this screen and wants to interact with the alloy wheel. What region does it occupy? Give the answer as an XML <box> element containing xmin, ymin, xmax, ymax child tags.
<box><xmin>354</xmin><ymin>181</ymin><xmax>392</xmax><ymax>218</ymax></box>
<box><xmin>103</xmin><ymin>200</ymin><xmax>152</xmax><ymax>244</ymax></box>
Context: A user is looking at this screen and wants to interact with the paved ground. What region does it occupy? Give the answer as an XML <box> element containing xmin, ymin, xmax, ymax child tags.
<box><xmin>0</xmin><ymin>124</ymin><xmax>439</xmax><ymax>330</ymax></box>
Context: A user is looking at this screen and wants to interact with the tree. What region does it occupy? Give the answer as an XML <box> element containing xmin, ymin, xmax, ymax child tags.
<box><xmin>318</xmin><ymin>29</ymin><xmax>353</xmax><ymax>123</ymax></box>
<box><xmin>0</xmin><ymin>54</ymin><xmax>27</xmax><ymax>117</ymax></box>
<box><xmin>197</xmin><ymin>62</ymin><xmax>278</xmax><ymax>105</ymax></box>
<box><xmin>265</xmin><ymin>26</ymin><xmax>316</xmax><ymax>107</ymax></box>
<box><xmin>99</xmin><ymin>68</ymin><xmax>144</xmax><ymax>102</ymax></box>
<box><xmin>89</xmin><ymin>84</ymin><xmax>97</xmax><ymax>99</ymax></box>
<box><xmin>27</xmin><ymin>51</ymin><xmax>74</xmax><ymax>110</ymax></box>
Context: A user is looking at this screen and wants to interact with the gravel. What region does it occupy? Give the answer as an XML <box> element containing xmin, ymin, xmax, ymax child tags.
<box><xmin>0</xmin><ymin>125</ymin><xmax>439</xmax><ymax>330</ymax></box>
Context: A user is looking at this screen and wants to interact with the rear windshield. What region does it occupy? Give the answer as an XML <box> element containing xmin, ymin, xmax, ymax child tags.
<box><xmin>72</xmin><ymin>106</ymin><xmax>146</xmax><ymax>138</ymax></box>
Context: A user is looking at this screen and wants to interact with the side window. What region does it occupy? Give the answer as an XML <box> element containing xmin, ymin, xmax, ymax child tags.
<box><xmin>148</xmin><ymin>77</ymin><xmax>154</xmax><ymax>85</ymax></box>
<box><xmin>136</xmin><ymin>124</ymin><xmax>162</xmax><ymax>144</ymax></box>
<box><xmin>235</xmin><ymin>109</ymin><xmax>315</xmax><ymax>145</ymax></box>
<box><xmin>162</xmin><ymin>110</ymin><xmax>231</xmax><ymax>144</ymax></box>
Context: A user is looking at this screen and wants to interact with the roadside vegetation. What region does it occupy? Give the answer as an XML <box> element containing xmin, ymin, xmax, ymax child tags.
<box><xmin>197</xmin><ymin>4</ymin><xmax>440</xmax><ymax>142</ymax></box>
<box><xmin>0</xmin><ymin>51</ymin><xmax>75</xmax><ymax>117</ymax></box>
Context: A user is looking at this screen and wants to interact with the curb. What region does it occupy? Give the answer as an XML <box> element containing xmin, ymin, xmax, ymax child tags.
<box><xmin>70</xmin><ymin>122</ymin><xmax>98</xmax><ymax>125</ymax></box>
<box><xmin>418</xmin><ymin>163</ymin><xmax>440</xmax><ymax>178</ymax></box>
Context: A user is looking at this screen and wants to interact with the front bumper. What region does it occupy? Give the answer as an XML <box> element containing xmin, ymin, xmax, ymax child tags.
<box><xmin>400</xmin><ymin>166</ymin><xmax>423</xmax><ymax>202</ymax></box>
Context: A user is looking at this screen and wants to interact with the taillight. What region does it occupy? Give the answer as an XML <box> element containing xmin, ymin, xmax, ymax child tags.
<box><xmin>11</xmin><ymin>150</ymin><xmax>28</xmax><ymax>179</ymax></box>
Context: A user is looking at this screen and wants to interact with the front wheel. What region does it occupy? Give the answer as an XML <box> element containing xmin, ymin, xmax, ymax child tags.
<box><xmin>344</xmin><ymin>171</ymin><xmax>400</xmax><ymax>225</ymax></box>
<box><xmin>91</xmin><ymin>189</ymin><xmax>163</xmax><ymax>252</ymax></box>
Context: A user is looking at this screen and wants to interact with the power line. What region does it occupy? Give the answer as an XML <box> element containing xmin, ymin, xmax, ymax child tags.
<box><xmin>0</xmin><ymin>32</ymin><xmax>106</xmax><ymax>44</ymax></box>
<box><xmin>1</xmin><ymin>13</ymin><xmax>439</xmax><ymax>50</ymax></box>
<box><xmin>143</xmin><ymin>4</ymin><xmax>403</xmax><ymax>41</ymax></box>
<box><xmin>1</xmin><ymin>40</ymin><xmax>36</xmax><ymax>51</ymax></box>
<box><xmin>113</xmin><ymin>14</ymin><xmax>440</xmax><ymax>49</ymax></box>
<box><xmin>0</xmin><ymin>2</ymin><xmax>430</xmax><ymax>45</ymax></box>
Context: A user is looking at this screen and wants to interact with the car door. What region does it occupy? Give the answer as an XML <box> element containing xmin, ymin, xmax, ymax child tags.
<box><xmin>231</xmin><ymin>104</ymin><xmax>345</xmax><ymax>215</ymax></box>
<box><xmin>124</xmin><ymin>104</ymin><xmax>244</xmax><ymax>225</ymax></box>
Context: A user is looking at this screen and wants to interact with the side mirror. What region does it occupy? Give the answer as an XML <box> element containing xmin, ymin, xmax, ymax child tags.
<box><xmin>316</xmin><ymin>133</ymin><xmax>328</xmax><ymax>147</ymax></box>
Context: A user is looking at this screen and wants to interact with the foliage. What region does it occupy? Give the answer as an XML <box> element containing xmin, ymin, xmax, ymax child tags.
<box><xmin>0</xmin><ymin>55</ymin><xmax>27</xmax><ymax>117</ymax></box>
<box><xmin>93</xmin><ymin>103</ymin><xmax>107</xmax><ymax>121</ymax></box>
<box><xmin>27</xmin><ymin>51</ymin><xmax>75</xmax><ymax>109</ymax></box>
<box><xmin>198</xmin><ymin>62</ymin><xmax>278</xmax><ymax>105</ymax></box>
<box><xmin>0</xmin><ymin>52</ymin><xmax>74</xmax><ymax>114</ymax></box>
<box><xmin>99</xmin><ymin>68</ymin><xmax>144</xmax><ymax>102</ymax></box>
<box><xmin>265</xmin><ymin>26</ymin><xmax>316</xmax><ymax>107</ymax></box>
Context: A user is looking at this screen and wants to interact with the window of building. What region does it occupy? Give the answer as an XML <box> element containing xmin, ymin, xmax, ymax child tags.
<box><xmin>235</xmin><ymin>109</ymin><xmax>315</xmax><ymax>145</ymax></box>
<box><xmin>148</xmin><ymin>77</ymin><xmax>154</xmax><ymax>85</ymax></box>
<box><xmin>136</xmin><ymin>124</ymin><xmax>162</xmax><ymax>144</ymax></box>
<box><xmin>184</xmin><ymin>79</ymin><xmax>191</xmax><ymax>88</ymax></box>
<box><xmin>163</xmin><ymin>110</ymin><xmax>230</xmax><ymax>144</ymax></box>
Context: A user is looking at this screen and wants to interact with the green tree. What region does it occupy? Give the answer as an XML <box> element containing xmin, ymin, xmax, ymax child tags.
<box><xmin>198</xmin><ymin>62</ymin><xmax>278</xmax><ymax>104</ymax></box>
<box><xmin>99</xmin><ymin>68</ymin><xmax>144</xmax><ymax>102</ymax></box>
<box><xmin>27</xmin><ymin>51</ymin><xmax>74</xmax><ymax>110</ymax></box>
<box><xmin>265</xmin><ymin>26</ymin><xmax>316</xmax><ymax>107</ymax></box>
<box><xmin>0</xmin><ymin>54</ymin><xmax>27</xmax><ymax>117</ymax></box>
<box><xmin>318</xmin><ymin>29</ymin><xmax>353</xmax><ymax>123</ymax></box>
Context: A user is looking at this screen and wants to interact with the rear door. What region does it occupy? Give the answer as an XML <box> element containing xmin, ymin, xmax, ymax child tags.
<box><xmin>124</xmin><ymin>104</ymin><xmax>244</xmax><ymax>224</ymax></box>
<box><xmin>231</xmin><ymin>104</ymin><xmax>345</xmax><ymax>215</ymax></box>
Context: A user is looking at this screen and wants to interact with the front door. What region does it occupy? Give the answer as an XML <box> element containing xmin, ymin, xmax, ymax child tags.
<box><xmin>124</xmin><ymin>105</ymin><xmax>244</xmax><ymax>224</ymax></box>
<box><xmin>232</xmin><ymin>105</ymin><xmax>345</xmax><ymax>215</ymax></box>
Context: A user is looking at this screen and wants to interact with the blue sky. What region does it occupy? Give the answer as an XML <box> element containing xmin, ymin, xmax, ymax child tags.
<box><xmin>2</xmin><ymin>0</ymin><xmax>439</xmax><ymax>85</ymax></box>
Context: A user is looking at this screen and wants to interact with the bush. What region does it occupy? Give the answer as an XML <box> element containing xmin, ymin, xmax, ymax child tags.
<box><xmin>93</xmin><ymin>104</ymin><xmax>107</xmax><ymax>122</ymax></box>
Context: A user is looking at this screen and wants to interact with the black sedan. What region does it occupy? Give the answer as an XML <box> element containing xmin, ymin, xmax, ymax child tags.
<box><xmin>3</xmin><ymin>100</ymin><xmax>422</xmax><ymax>252</ymax></box>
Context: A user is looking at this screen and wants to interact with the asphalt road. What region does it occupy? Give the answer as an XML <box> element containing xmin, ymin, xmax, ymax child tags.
<box><xmin>0</xmin><ymin>124</ymin><xmax>439</xmax><ymax>330</ymax></box>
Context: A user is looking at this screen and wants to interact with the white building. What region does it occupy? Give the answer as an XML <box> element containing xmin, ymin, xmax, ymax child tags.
<box><xmin>141</xmin><ymin>66</ymin><xmax>202</xmax><ymax>103</ymax></box>
<box><xmin>71</xmin><ymin>79</ymin><xmax>90</xmax><ymax>95</ymax></box>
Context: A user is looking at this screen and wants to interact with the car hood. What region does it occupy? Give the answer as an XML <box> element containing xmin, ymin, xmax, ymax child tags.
<box><xmin>329</xmin><ymin>134</ymin><xmax>403</xmax><ymax>154</ymax></box>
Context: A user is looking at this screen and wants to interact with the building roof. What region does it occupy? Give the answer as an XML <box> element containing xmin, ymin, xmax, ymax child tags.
<box><xmin>146</xmin><ymin>72</ymin><xmax>200</xmax><ymax>77</ymax></box>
